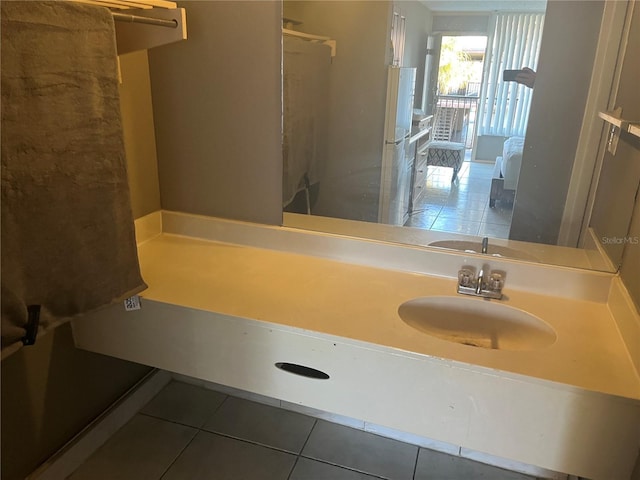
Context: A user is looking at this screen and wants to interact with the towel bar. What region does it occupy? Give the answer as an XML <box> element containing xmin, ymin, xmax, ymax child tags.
<box><xmin>111</xmin><ymin>7</ymin><xmax>186</xmax><ymax>54</ymax></box>
<box><xmin>112</xmin><ymin>11</ymin><xmax>177</xmax><ymax>28</ymax></box>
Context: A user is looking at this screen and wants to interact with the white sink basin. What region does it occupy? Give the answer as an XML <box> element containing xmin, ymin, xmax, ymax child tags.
<box><xmin>398</xmin><ymin>296</ymin><xmax>556</xmax><ymax>351</ymax></box>
<box><xmin>428</xmin><ymin>240</ymin><xmax>539</xmax><ymax>262</ymax></box>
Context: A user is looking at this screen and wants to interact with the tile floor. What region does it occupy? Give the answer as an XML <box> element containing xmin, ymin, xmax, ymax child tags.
<box><xmin>406</xmin><ymin>159</ymin><xmax>513</xmax><ymax>240</ymax></box>
<box><xmin>67</xmin><ymin>381</ymin><xmax>541</xmax><ymax>480</ymax></box>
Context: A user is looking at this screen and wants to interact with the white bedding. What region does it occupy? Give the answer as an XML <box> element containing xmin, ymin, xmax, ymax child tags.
<box><xmin>501</xmin><ymin>136</ymin><xmax>525</xmax><ymax>190</ymax></box>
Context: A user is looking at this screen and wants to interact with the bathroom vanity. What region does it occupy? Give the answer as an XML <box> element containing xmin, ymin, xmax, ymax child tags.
<box><xmin>72</xmin><ymin>210</ymin><xmax>640</xmax><ymax>480</ymax></box>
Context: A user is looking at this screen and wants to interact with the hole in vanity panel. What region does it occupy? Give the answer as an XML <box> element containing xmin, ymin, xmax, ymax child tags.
<box><xmin>275</xmin><ymin>362</ymin><xmax>330</xmax><ymax>380</ymax></box>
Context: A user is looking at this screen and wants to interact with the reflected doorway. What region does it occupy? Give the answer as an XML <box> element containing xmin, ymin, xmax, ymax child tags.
<box><xmin>407</xmin><ymin>35</ymin><xmax>512</xmax><ymax>238</ymax></box>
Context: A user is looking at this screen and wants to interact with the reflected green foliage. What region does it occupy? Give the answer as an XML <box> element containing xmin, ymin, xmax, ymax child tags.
<box><xmin>437</xmin><ymin>36</ymin><xmax>485</xmax><ymax>95</ymax></box>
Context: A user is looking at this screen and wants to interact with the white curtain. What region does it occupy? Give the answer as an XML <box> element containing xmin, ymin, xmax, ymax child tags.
<box><xmin>477</xmin><ymin>12</ymin><xmax>545</xmax><ymax>137</ymax></box>
<box><xmin>282</xmin><ymin>37</ymin><xmax>331</xmax><ymax>207</ymax></box>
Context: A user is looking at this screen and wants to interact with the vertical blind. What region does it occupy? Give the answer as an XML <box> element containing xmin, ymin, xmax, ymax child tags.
<box><xmin>477</xmin><ymin>12</ymin><xmax>545</xmax><ymax>137</ymax></box>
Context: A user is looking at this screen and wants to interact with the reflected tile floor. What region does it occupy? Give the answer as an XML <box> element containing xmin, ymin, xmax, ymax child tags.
<box><xmin>406</xmin><ymin>159</ymin><xmax>513</xmax><ymax>240</ymax></box>
<box><xmin>67</xmin><ymin>381</ymin><xmax>545</xmax><ymax>480</ymax></box>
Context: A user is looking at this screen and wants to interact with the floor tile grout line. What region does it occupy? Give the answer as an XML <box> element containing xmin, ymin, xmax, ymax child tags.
<box><xmin>157</xmin><ymin>426</ymin><xmax>199</xmax><ymax>480</ymax></box>
<box><xmin>134</xmin><ymin>409</ymin><xmax>311</xmax><ymax>478</ymax></box>
<box><xmin>156</xmin><ymin>412</ymin><xmax>401</xmax><ymax>480</ymax></box>
<box><xmin>285</xmin><ymin>456</ymin><xmax>301</xmax><ymax>480</ymax></box>
<box><xmin>138</xmin><ymin>411</ymin><xmax>201</xmax><ymax>428</ymax></box>
<box><xmin>286</xmin><ymin>418</ymin><xmax>317</xmax><ymax>480</ymax></box>
<box><xmin>139</xmin><ymin>383</ymin><xmax>231</xmax><ymax>429</ymax></box>
<box><xmin>297</xmin><ymin>420</ymin><xmax>422</xmax><ymax>480</ymax></box>
<box><xmin>296</xmin><ymin>454</ymin><xmax>391</xmax><ymax>480</ymax></box>
<box><xmin>297</xmin><ymin>417</ymin><xmax>317</xmax><ymax>455</ymax></box>
<box><xmin>413</xmin><ymin>160</ymin><xmax>513</xmax><ymax>240</ymax></box>
<box><xmin>199</xmin><ymin>392</ymin><xmax>231</xmax><ymax>428</ymax></box>
<box><xmin>194</xmin><ymin>428</ymin><xmax>303</xmax><ymax>458</ymax></box>
<box><xmin>411</xmin><ymin>447</ymin><xmax>421</xmax><ymax>480</ymax></box>
<box><xmin>135</xmin><ymin>402</ymin><xmax>230</xmax><ymax>480</ymax></box>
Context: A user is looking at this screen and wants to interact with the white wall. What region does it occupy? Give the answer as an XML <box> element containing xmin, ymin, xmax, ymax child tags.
<box><xmin>431</xmin><ymin>13</ymin><xmax>490</xmax><ymax>34</ymax></box>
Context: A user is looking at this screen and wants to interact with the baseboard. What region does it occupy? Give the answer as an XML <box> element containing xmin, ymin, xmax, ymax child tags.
<box><xmin>27</xmin><ymin>369</ymin><xmax>171</xmax><ymax>480</ymax></box>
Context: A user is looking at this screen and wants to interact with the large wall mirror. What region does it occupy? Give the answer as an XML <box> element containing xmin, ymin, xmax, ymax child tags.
<box><xmin>280</xmin><ymin>0</ymin><xmax>640</xmax><ymax>272</ymax></box>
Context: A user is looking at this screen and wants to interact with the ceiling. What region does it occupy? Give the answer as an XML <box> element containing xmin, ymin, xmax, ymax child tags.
<box><xmin>421</xmin><ymin>0</ymin><xmax>547</xmax><ymax>13</ymax></box>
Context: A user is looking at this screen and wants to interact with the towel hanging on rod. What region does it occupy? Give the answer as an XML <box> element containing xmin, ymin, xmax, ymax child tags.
<box><xmin>112</xmin><ymin>11</ymin><xmax>177</xmax><ymax>28</ymax></box>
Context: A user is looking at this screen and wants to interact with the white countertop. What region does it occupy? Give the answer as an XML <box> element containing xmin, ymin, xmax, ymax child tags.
<box><xmin>136</xmin><ymin>227</ymin><xmax>640</xmax><ymax>402</ymax></box>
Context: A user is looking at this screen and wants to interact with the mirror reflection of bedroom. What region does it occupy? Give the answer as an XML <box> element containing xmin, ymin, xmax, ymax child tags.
<box><xmin>282</xmin><ymin>1</ymin><xmax>546</xmax><ymax>240</ymax></box>
<box><xmin>408</xmin><ymin>27</ymin><xmax>540</xmax><ymax>239</ymax></box>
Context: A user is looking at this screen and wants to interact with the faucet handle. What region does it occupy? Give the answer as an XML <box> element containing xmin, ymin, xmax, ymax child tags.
<box><xmin>458</xmin><ymin>268</ymin><xmax>475</xmax><ymax>287</ymax></box>
<box><xmin>487</xmin><ymin>272</ymin><xmax>504</xmax><ymax>292</ymax></box>
<box><xmin>481</xmin><ymin>237</ymin><xmax>489</xmax><ymax>254</ymax></box>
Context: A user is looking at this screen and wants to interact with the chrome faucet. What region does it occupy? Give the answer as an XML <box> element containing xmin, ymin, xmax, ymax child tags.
<box><xmin>481</xmin><ymin>237</ymin><xmax>488</xmax><ymax>254</ymax></box>
<box><xmin>475</xmin><ymin>268</ymin><xmax>485</xmax><ymax>294</ymax></box>
<box><xmin>458</xmin><ymin>266</ymin><xmax>504</xmax><ymax>299</ymax></box>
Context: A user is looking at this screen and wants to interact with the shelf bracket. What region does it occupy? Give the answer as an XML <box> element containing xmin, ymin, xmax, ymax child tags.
<box><xmin>599</xmin><ymin>107</ymin><xmax>625</xmax><ymax>155</ymax></box>
<box><xmin>598</xmin><ymin>107</ymin><xmax>640</xmax><ymax>154</ymax></box>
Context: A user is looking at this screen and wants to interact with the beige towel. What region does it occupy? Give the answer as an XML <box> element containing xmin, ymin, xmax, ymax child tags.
<box><xmin>1</xmin><ymin>2</ymin><xmax>147</xmax><ymax>357</ymax></box>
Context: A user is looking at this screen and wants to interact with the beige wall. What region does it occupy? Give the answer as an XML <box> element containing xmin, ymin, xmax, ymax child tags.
<box><xmin>621</xmin><ymin>188</ymin><xmax>640</xmax><ymax>311</ymax></box>
<box><xmin>147</xmin><ymin>1</ymin><xmax>282</xmax><ymax>225</ymax></box>
<box><xmin>613</xmin><ymin>3</ymin><xmax>640</xmax><ymax>311</ymax></box>
<box><xmin>1</xmin><ymin>323</ymin><xmax>151</xmax><ymax>480</ymax></box>
<box><xmin>510</xmin><ymin>1</ymin><xmax>605</xmax><ymax>244</ymax></box>
<box><xmin>591</xmin><ymin>135</ymin><xmax>640</xmax><ymax>270</ymax></box>
<box><xmin>119</xmin><ymin>50</ymin><xmax>162</xmax><ymax>219</ymax></box>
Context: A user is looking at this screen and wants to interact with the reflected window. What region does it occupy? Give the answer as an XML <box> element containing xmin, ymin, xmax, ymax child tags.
<box><xmin>477</xmin><ymin>12</ymin><xmax>545</xmax><ymax>138</ymax></box>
